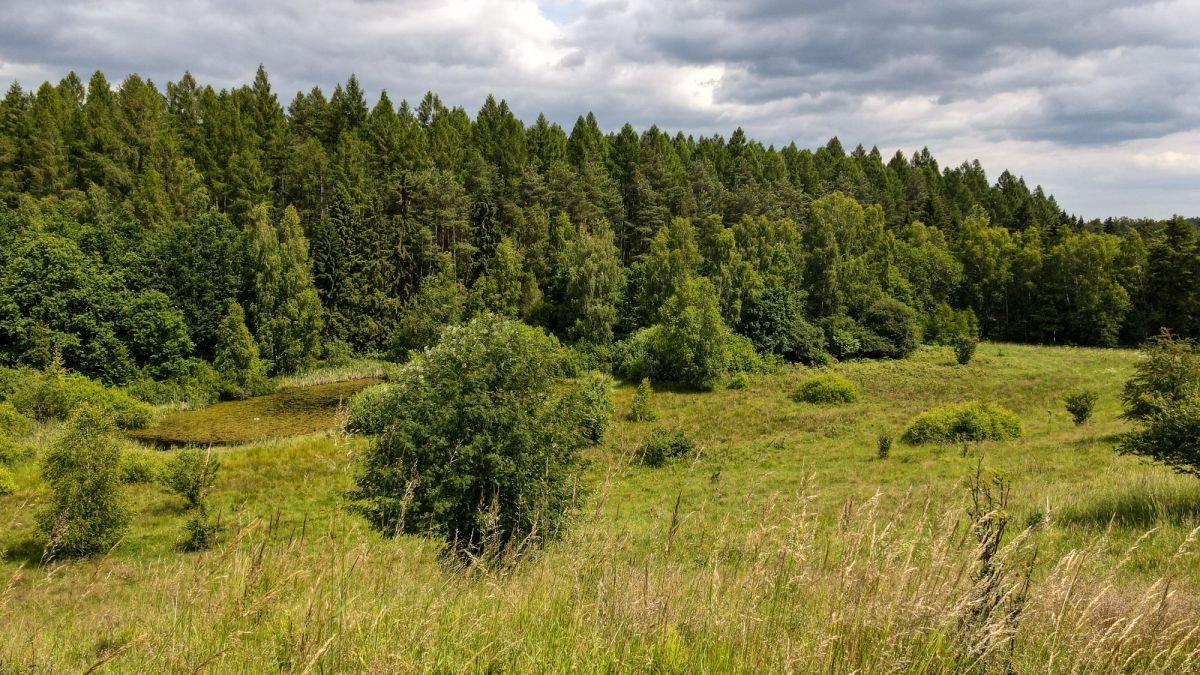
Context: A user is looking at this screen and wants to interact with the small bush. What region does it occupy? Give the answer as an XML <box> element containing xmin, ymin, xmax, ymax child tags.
<box><xmin>11</xmin><ymin>367</ymin><xmax>153</xmax><ymax>429</ymax></box>
<box><xmin>125</xmin><ymin>359</ymin><xmax>223</xmax><ymax>408</ymax></box>
<box><xmin>727</xmin><ymin>372</ymin><xmax>749</xmax><ymax>390</ymax></box>
<box><xmin>629</xmin><ymin>378</ymin><xmax>657</xmax><ymax>422</ymax></box>
<box><xmin>38</xmin><ymin>404</ymin><xmax>130</xmax><ymax>558</ymax></box>
<box><xmin>0</xmin><ymin>433</ymin><xmax>27</xmax><ymax>465</ymax></box>
<box><xmin>953</xmin><ymin>335</ymin><xmax>979</xmax><ymax>365</ymax></box>
<box><xmin>0</xmin><ymin>401</ymin><xmax>34</xmax><ymax>437</ymax></box>
<box><xmin>322</xmin><ymin>339</ymin><xmax>354</xmax><ymax>367</ymax></box>
<box><xmin>119</xmin><ymin>449</ymin><xmax>163</xmax><ymax>484</ymax></box>
<box><xmin>901</xmin><ymin>401</ymin><xmax>1023</xmax><ymax>445</ymax></box>
<box><xmin>162</xmin><ymin>448</ymin><xmax>221</xmax><ymax>509</ymax></box>
<box><xmin>640</xmin><ymin>429</ymin><xmax>694</xmax><ymax>467</ymax></box>
<box><xmin>180</xmin><ymin>505</ymin><xmax>224</xmax><ymax>552</ymax></box>
<box><xmin>1064</xmin><ymin>389</ymin><xmax>1099</xmax><ymax>425</ymax></box>
<box><xmin>573</xmin><ymin>371</ymin><xmax>614</xmax><ymax>445</ymax></box>
<box><xmin>345</xmin><ymin>383</ymin><xmax>398</xmax><ymax>435</ymax></box>
<box><xmin>877</xmin><ymin>433</ymin><xmax>893</xmax><ymax>459</ymax></box>
<box><xmin>0</xmin><ymin>466</ymin><xmax>15</xmax><ymax>496</ymax></box>
<box><xmin>793</xmin><ymin>373</ymin><xmax>860</xmax><ymax>405</ymax></box>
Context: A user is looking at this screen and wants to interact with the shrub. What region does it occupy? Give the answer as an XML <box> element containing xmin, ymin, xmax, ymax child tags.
<box><xmin>345</xmin><ymin>382</ymin><xmax>399</xmax><ymax>435</ymax></box>
<box><xmin>877</xmin><ymin>433</ymin><xmax>893</xmax><ymax>459</ymax></box>
<box><xmin>1119</xmin><ymin>398</ymin><xmax>1200</xmax><ymax>477</ymax></box>
<box><xmin>793</xmin><ymin>373</ymin><xmax>860</xmax><ymax>405</ymax></box>
<box><xmin>738</xmin><ymin>288</ymin><xmax>831</xmax><ymax>365</ymax></box>
<box><xmin>614</xmin><ymin>277</ymin><xmax>764</xmax><ymax>391</ymax></box>
<box><xmin>629</xmin><ymin>378</ymin><xmax>657</xmax><ymax>422</ymax></box>
<box><xmin>351</xmin><ymin>314</ymin><xmax>595</xmax><ymax>557</ymax></box>
<box><xmin>822</xmin><ymin>314</ymin><xmax>866</xmax><ymax>360</ymax></box>
<box><xmin>0</xmin><ymin>401</ymin><xmax>33</xmax><ymax>437</ymax></box>
<box><xmin>0</xmin><ymin>432</ymin><xmax>26</xmax><ymax>465</ymax></box>
<box><xmin>0</xmin><ymin>466</ymin><xmax>15</xmax><ymax>495</ymax></box>
<box><xmin>901</xmin><ymin>401</ymin><xmax>1023</xmax><ymax>445</ymax></box>
<box><xmin>38</xmin><ymin>404</ymin><xmax>130</xmax><ymax>559</ymax></box>
<box><xmin>925</xmin><ymin>304</ymin><xmax>980</xmax><ymax>346</ymax></box>
<box><xmin>727</xmin><ymin>372</ymin><xmax>750</xmax><ymax>390</ymax></box>
<box><xmin>1064</xmin><ymin>389</ymin><xmax>1099</xmax><ymax>425</ymax></box>
<box><xmin>858</xmin><ymin>298</ymin><xmax>921</xmax><ymax>359</ymax></box>
<box><xmin>954</xmin><ymin>335</ymin><xmax>979</xmax><ymax>366</ymax></box>
<box><xmin>162</xmin><ymin>448</ymin><xmax>221</xmax><ymax>509</ymax></box>
<box><xmin>119</xmin><ymin>449</ymin><xmax>163</xmax><ymax>484</ymax></box>
<box><xmin>10</xmin><ymin>367</ymin><xmax>153</xmax><ymax>429</ymax></box>
<box><xmin>1122</xmin><ymin>331</ymin><xmax>1200</xmax><ymax>421</ymax></box>
<box><xmin>125</xmin><ymin>359</ymin><xmax>223</xmax><ymax>408</ymax></box>
<box><xmin>322</xmin><ymin>339</ymin><xmax>354</xmax><ymax>367</ymax></box>
<box><xmin>572</xmin><ymin>371</ymin><xmax>614</xmax><ymax>446</ymax></box>
<box><xmin>639</xmin><ymin>429</ymin><xmax>694</xmax><ymax>467</ymax></box>
<box><xmin>180</xmin><ymin>504</ymin><xmax>224</xmax><ymax>552</ymax></box>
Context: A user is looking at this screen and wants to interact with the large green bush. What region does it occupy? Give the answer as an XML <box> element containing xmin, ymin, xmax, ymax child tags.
<box><xmin>1119</xmin><ymin>399</ymin><xmax>1200</xmax><ymax>477</ymax></box>
<box><xmin>345</xmin><ymin>382</ymin><xmax>399</xmax><ymax>435</ymax></box>
<box><xmin>0</xmin><ymin>400</ymin><xmax>33</xmax><ymax>437</ymax></box>
<box><xmin>901</xmin><ymin>401</ymin><xmax>1023</xmax><ymax>445</ymax></box>
<box><xmin>793</xmin><ymin>373</ymin><xmax>860</xmax><ymax>404</ymax></box>
<box><xmin>738</xmin><ymin>288</ymin><xmax>831</xmax><ymax>365</ymax></box>
<box><xmin>1119</xmin><ymin>332</ymin><xmax>1200</xmax><ymax>477</ymax></box>
<box><xmin>1121</xmin><ymin>331</ymin><xmax>1200</xmax><ymax>421</ymax></box>
<box><xmin>615</xmin><ymin>277</ymin><xmax>763</xmax><ymax>391</ymax></box>
<box><xmin>857</xmin><ymin>298</ymin><xmax>921</xmax><ymax>359</ymax></box>
<box><xmin>351</xmin><ymin>314</ymin><xmax>605</xmax><ymax>557</ymax></box>
<box><xmin>38</xmin><ymin>405</ymin><xmax>130</xmax><ymax>558</ymax></box>
<box><xmin>9</xmin><ymin>366</ymin><xmax>152</xmax><ymax>429</ymax></box>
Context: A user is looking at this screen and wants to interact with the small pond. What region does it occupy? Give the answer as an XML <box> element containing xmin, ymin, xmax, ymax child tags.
<box><xmin>128</xmin><ymin>378</ymin><xmax>382</xmax><ymax>448</ymax></box>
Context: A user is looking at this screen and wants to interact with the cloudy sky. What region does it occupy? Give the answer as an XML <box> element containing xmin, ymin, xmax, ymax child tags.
<box><xmin>1</xmin><ymin>0</ymin><xmax>1196</xmax><ymax>218</ymax></box>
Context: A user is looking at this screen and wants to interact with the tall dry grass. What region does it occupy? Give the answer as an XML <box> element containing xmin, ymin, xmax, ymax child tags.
<box><xmin>1</xmin><ymin>459</ymin><xmax>1196</xmax><ymax>673</ymax></box>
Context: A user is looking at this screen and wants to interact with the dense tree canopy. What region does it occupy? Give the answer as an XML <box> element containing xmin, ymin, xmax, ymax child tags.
<box><xmin>0</xmin><ymin>66</ymin><xmax>1194</xmax><ymax>390</ymax></box>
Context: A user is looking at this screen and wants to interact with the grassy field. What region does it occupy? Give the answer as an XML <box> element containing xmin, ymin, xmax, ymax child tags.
<box><xmin>1</xmin><ymin>343</ymin><xmax>1199</xmax><ymax>672</ymax></box>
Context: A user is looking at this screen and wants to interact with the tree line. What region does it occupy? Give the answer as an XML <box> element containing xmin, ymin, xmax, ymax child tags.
<box><xmin>1</xmin><ymin>66</ymin><xmax>1196</xmax><ymax>390</ymax></box>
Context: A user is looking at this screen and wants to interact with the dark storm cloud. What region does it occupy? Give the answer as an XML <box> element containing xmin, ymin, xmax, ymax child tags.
<box><xmin>0</xmin><ymin>0</ymin><xmax>1196</xmax><ymax>217</ymax></box>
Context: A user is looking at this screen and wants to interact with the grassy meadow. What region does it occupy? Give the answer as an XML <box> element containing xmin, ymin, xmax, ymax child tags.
<box><xmin>2</xmin><ymin>343</ymin><xmax>1199</xmax><ymax>673</ymax></box>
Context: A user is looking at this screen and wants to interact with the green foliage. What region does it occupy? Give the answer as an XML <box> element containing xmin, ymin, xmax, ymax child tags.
<box><xmin>571</xmin><ymin>371</ymin><xmax>614</xmax><ymax>445</ymax></box>
<box><xmin>38</xmin><ymin>404</ymin><xmax>130</xmax><ymax>559</ymax></box>
<box><xmin>0</xmin><ymin>400</ymin><xmax>33</xmax><ymax>437</ymax></box>
<box><xmin>391</xmin><ymin>253</ymin><xmax>468</xmax><ymax>358</ymax></box>
<box><xmin>877</xmin><ymin>433</ymin><xmax>893</xmax><ymax>459</ymax></box>
<box><xmin>351</xmin><ymin>314</ymin><xmax>594</xmax><ymax>556</ymax></box>
<box><xmin>247</xmin><ymin>204</ymin><xmax>324</xmax><ymax>374</ymax></box>
<box><xmin>9</xmin><ymin>364</ymin><xmax>152</xmax><ymax>429</ymax></box>
<box><xmin>954</xmin><ymin>335</ymin><xmax>979</xmax><ymax>365</ymax></box>
<box><xmin>901</xmin><ymin>401</ymin><xmax>1023</xmax><ymax>445</ymax></box>
<box><xmin>857</xmin><ymin>298</ymin><xmax>921</xmax><ymax>359</ymax></box>
<box><xmin>161</xmin><ymin>448</ymin><xmax>221</xmax><ymax>509</ymax></box>
<box><xmin>119</xmin><ymin>448</ymin><xmax>163</xmax><ymax>484</ymax></box>
<box><xmin>0</xmin><ymin>466</ymin><xmax>14</xmax><ymax>495</ymax></box>
<box><xmin>925</xmin><ymin>304</ymin><xmax>980</xmax><ymax>346</ymax></box>
<box><xmin>616</xmin><ymin>276</ymin><xmax>762</xmax><ymax>391</ymax></box>
<box><xmin>125</xmin><ymin>358</ymin><xmax>223</xmax><ymax>408</ymax></box>
<box><xmin>738</xmin><ymin>288</ymin><xmax>831</xmax><ymax>365</ymax></box>
<box><xmin>1119</xmin><ymin>398</ymin><xmax>1200</xmax><ymax>477</ymax></box>
<box><xmin>180</xmin><ymin>504</ymin><xmax>224</xmax><ymax>552</ymax></box>
<box><xmin>727</xmin><ymin>372</ymin><xmax>750</xmax><ymax>390</ymax></box>
<box><xmin>1121</xmin><ymin>331</ymin><xmax>1200</xmax><ymax>421</ymax></box>
<box><xmin>1064</xmin><ymin>389</ymin><xmax>1099</xmax><ymax>425</ymax></box>
<box><xmin>793</xmin><ymin>373</ymin><xmax>861</xmax><ymax>405</ymax></box>
<box><xmin>213</xmin><ymin>301</ymin><xmax>271</xmax><ymax>400</ymax></box>
<box><xmin>346</xmin><ymin>383</ymin><xmax>398</xmax><ymax>436</ymax></box>
<box><xmin>639</xmin><ymin>428</ymin><xmax>694</xmax><ymax>467</ymax></box>
<box><xmin>629</xmin><ymin>378</ymin><xmax>657</xmax><ymax>422</ymax></box>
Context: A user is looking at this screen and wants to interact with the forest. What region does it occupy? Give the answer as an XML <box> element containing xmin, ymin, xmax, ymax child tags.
<box><xmin>2</xmin><ymin>66</ymin><xmax>1198</xmax><ymax>396</ymax></box>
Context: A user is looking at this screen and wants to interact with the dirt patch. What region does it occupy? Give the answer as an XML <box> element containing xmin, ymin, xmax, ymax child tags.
<box><xmin>128</xmin><ymin>378</ymin><xmax>381</xmax><ymax>447</ymax></box>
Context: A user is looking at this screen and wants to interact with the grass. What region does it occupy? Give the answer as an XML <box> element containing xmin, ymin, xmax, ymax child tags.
<box><xmin>127</xmin><ymin>379</ymin><xmax>380</xmax><ymax>447</ymax></box>
<box><xmin>1</xmin><ymin>343</ymin><xmax>1199</xmax><ymax>672</ymax></box>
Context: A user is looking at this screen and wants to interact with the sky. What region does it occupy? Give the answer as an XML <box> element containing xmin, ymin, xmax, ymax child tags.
<box><xmin>0</xmin><ymin>0</ymin><xmax>1196</xmax><ymax>219</ymax></box>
